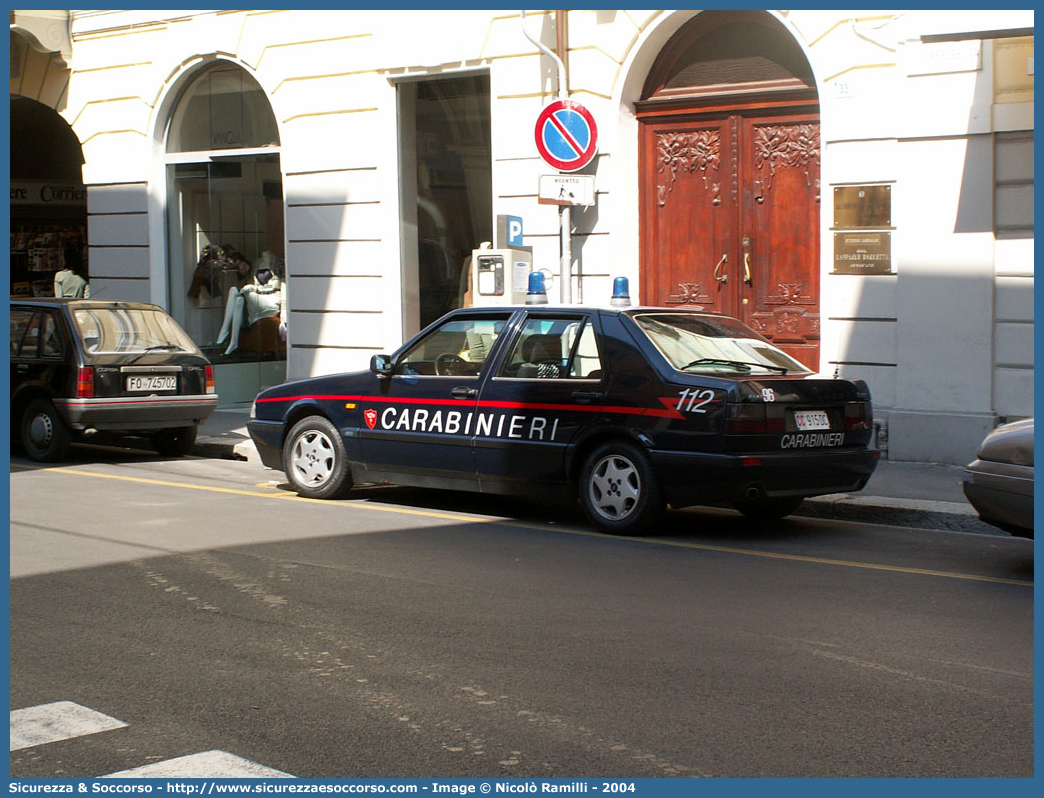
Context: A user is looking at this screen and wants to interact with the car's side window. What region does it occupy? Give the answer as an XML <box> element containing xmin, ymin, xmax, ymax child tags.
<box><xmin>499</xmin><ymin>317</ymin><xmax>603</xmax><ymax>379</ymax></box>
<box><xmin>396</xmin><ymin>315</ymin><xmax>510</xmax><ymax>377</ymax></box>
<box><xmin>564</xmin><ymin>322</ymin><xmax>603</xmax><ymax>378</ymax></box>
<box><xmin>39</xmin><ymin>312</ymin><xmax>63</xmax><ymax>358</ymax></box>
<box><xmin>10</xmin><ymin>309</ymin><xmax>39</xmax><ymax>358</ymax></box>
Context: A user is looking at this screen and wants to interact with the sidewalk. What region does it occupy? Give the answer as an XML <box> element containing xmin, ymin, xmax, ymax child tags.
<box><xmin>193</xmin><ymin>402</ymin><xmax>257</xmax><ymax>462</ymax></box>
<box><xmin>193</xmin><ymin>403</ymin><xmax>994</xmax><ymax>535</ymax></box>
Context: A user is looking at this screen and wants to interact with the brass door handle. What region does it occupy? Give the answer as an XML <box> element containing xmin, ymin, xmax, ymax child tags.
<box><xmin>742</xmin><ymin>237</ymin><xmax>753</xmax><ymax>286</ymax></box>
<box><xmin>713</xmin><ymin>254</ymin><xmax>728</xmax><ymax>283</ymax></box>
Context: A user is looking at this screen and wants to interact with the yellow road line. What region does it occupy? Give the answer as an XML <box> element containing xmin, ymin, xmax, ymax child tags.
<box><xmin>21</xmin><ymin>465</ymin><xmax>1035</xmax><ymax>588</ymax></box>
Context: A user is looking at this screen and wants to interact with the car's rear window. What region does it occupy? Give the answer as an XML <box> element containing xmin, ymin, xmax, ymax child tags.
<box><xmin>633</xmin><ymin>313</ymin><xmax>811</xmax><ymax>375</ymax></box>
<box><xmin>72</xmin><ymin>307</ymin><xmax>199</xmax><ymax>354</ymax></box>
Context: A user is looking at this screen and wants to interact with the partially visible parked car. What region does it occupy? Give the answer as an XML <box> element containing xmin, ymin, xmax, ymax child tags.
<box><xmin>962</xmin><ymin>418</ymin><xmax>1034</xmax><ymax>538</ymax></box>
<box><xmin>10</xmin><ymin>298</ymin><xmax>218</xmax><ymax>462</ymax></box>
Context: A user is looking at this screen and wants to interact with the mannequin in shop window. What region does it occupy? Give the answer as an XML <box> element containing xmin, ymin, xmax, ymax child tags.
<box><xmin>188</xmin><ymin>244</ymin><xmax>251</xmax><ymax>301</ymax></box>
<box><xmin>213</xmin><ymin>251</ymin><xmax>287</xmax><ymax>356</ymax></box>
<box><xmin>54</xmin><ymin>247</ymin><xmax>90</xmax><ymax>298</ymax></box>
<box><xmin>219</xmin><ymin>248</ymin><xmax>254</xmax><ymax>298</ymax></box>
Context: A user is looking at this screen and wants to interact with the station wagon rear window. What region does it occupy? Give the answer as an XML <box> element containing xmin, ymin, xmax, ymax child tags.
<box><xmin>634</xmin><ymin>312</ymin><xmax>810</xmax><ymax>375</ymax></box>
<box><xmin>72</xmin><ymin>307</ymin><xmax>199</xmax><ymax>354</ymax></box>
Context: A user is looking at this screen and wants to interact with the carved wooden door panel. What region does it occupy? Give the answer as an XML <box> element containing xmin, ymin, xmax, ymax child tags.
<box><xmin>640</xmin><ymin>112</ymin><xmax>821</xmax><ymax>370</ymax></box>
<box><xmin>741</xmin><ymin>113</ymin><xmax>820</xmax><ymax>369</ymax></box>
<box><xmin>640</xmin><ymin>117</ymin><xmax>736</xmax><ymax>317</ymax></box>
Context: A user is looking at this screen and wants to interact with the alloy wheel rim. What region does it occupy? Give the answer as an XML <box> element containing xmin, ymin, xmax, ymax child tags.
<box><xmin>291</xmin><ymin>430</ymin><xmax>335</xmax><ymax>487</ymax></box>
<box><xmin>589</xmin><ymin>454</ymin><xmax>640</xmax><ymax>520</ymax></box>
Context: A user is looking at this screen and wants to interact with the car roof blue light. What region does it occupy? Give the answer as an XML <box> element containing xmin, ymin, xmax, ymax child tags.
<box><xmin>526</xmin><ymin>271</ymin><xmax>548</xmax><ymax>304</ymax></box>
<box><xmin>611</xmin><ymin>276</ymin><xmax>631</xmax><ymax>307</ymax></box>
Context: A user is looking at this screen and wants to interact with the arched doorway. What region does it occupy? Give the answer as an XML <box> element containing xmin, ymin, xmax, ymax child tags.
<box><xmin>163</xmin><ymin>62</ymin><xmax>286</xmax><ymax>402</ymax></box>
<box><xmin>9</xmin><ymin>95</ymin><xmax>87</xmax><ymax>298</ymax></box>
<box><xmin>637</xmin><ymin>11</ymin><xmax>821</xmax><ymax>370</ymax></box>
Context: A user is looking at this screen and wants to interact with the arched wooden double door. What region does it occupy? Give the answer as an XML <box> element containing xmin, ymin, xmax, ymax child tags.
<box><xmin>638</xmin><ymin>12</ymin><xmax>822</xmax><ymax>370</ymax></box>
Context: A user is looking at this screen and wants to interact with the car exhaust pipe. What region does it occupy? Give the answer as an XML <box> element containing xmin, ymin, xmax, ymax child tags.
<box><xmin>745</xmin><ymin>485</ymin><xmax>762</xmax><ymax>500</ymax></box>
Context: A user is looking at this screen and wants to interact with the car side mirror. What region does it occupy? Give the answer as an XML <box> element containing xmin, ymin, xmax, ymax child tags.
<box><xmin>370</xmin><ymin>353</ymin><xmax>394</xmax><ymax>378</ymax></box>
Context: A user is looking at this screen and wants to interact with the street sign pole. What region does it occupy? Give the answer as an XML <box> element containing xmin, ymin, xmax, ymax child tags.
<box><xmin>533</xmin><ymin>99</ymin><xmax>599</xmax><ymax>304</ymax></box>
<box><xmin>522</xmin><ymin>10</ymin><xmax>572</xmax><ymax>304</ymax></box>
<box><xmin>561</xmin><ymin>205</ymin><xmax>571</xmax><ymax>304</ymax></box>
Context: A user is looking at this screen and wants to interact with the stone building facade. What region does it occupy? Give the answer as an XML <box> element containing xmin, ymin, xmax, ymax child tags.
<box><xmin>9</xmin><ymin>9</ymin><xmax>1034</xmax><ymax>462</ymax></box>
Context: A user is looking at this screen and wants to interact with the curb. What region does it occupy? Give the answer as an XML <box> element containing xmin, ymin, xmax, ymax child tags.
<box><xmin>192</xmin><ymin>436</ymin><xmax>253</xmax><ymax>461</ymax></box>
<box><xmin>799</xmin><ymin>494</ymin><xmax>996</xmax><ymax>535</ymax></box>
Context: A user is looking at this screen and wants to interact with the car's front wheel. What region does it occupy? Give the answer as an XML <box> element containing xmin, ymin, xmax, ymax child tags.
<box><xmin>283</xmin><ymin>415</ymin><xmax>353</xmax><ymax>499</ymax></box>
<box><xmin>579</xmin><ymin>440</ymin><xmax>663</xmax><ymax>535</ymax></box>
<box><xmin>152</xmin><ymin>425</ymin><xmax>198</xmax><ymax>457</ymax></box>
<box><xmin>20</xmin><ymin>397</ymin><xmax>72</xmax><ymax>462</ymax></box>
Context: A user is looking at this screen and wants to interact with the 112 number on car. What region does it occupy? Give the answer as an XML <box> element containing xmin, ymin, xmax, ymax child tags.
<box><xmin>677</xmin><ymin>388</ymin><xmax>715</xmax><ymax>414</ymax></box>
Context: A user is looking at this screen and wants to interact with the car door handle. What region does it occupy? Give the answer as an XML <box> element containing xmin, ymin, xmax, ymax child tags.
<box><xmin>451</xmin><ymin>386</ymin><xmax>478</xmax><ymax>399</ymax></box>
<box><xmin>571</xmin><ymin>391</ymin><xmax>603</xmax><ymax>404</ymax></box>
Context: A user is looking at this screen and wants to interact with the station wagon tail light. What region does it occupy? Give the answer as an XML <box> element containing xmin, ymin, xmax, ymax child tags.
<box><xmin>204</xmin><ymin>364</ymin><xmax>215</xmax><ymax>394</ymax></box>
<box><xmin>726</xmin><ymin>404</ymin><xmax>783</xmax><ymax>435</ymax></box>
<box><xmin>76</xmin><ymin>366</ymin><xmax>94</xmax><ymax>398</ymax></box>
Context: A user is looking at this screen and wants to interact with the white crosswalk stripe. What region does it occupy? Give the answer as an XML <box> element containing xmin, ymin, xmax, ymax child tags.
<box><xmin>102</xmin><ymin>750</ymin><xmax>293</xmax><ymax>778</ymax></box>
<box><xmin>10</xmin><ymin>702</ymin><xmax>294</xmax><ymax>778</ymax></box>
<box><xmin>10</xmin><ymin>701</ymin><xmax>128</xmax><ymax>751</ymax></box>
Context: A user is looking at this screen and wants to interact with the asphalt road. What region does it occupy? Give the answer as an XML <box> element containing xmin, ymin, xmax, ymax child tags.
<box><xmin>8</xmin><ymin>446</ymin><xmax>1035</xmax><ymax>779</ymax></box>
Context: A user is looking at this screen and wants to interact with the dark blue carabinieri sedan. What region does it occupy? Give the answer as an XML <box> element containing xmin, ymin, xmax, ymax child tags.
<box><xmin>248</xmin><ymin>305</ymin><xmax>879</xmax><ymax>534</ymax></box>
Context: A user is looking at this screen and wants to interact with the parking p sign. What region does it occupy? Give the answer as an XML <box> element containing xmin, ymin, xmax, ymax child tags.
<box><xmin>506</xmin><ymin>216</ymin><xmax>523</xmax><ymax>247</ymax></box>
<box><xmin>534</xmin><ymin>99</ymin><xmax>598</xmax><ymax>173</ymax></box>
<box><xmin>497</xmin><ymin>215</ymin><xmax>524</xmax><ymax>248</ymax></box>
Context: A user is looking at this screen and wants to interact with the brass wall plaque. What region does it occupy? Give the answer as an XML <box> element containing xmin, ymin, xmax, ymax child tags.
<box><xmin>834</xmin><ymin>185</ymin><xmax>891</xmax><ymax>228</ymax></box>
<box><xmin>833</xmin><ymin>231</ymin><xmax>892</xmax><ymax>274</ymax></box>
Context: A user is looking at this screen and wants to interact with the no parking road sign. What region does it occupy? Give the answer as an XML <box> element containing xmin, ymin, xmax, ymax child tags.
<box><xmin>534</xmin><ymin>99</ymin><xmax>598</xmax><ymax>173</ymax></box>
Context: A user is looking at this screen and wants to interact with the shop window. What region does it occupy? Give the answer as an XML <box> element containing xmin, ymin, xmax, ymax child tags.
<box><xmin>399</xmin><ymin>74</ymin><xmax>493</xmax><ymax>334</ymax></box>
<box><xmin>165</xmin><ymin>63</ymin><xmax>285</xmax><ymax>403</ymax></box>
<box><xmin>9</xmin><ymin>96</ymin><xmax>87</xmax><ymax>297</ymax></box>
<box><xmin>168</xmin><ymin>66</ymin><xmax>280</xmax><ymax>152</ymax></box>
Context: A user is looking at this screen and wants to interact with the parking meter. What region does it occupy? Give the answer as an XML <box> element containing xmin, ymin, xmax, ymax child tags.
<box><xmin>467</xmin><ymin>245</ymin><xmax>533</xmax><ymax>306</ymax></box>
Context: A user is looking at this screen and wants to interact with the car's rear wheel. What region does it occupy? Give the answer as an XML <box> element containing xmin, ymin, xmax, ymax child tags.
<box><xmin>152</xmin><ymin>425</ymin><xmax>198</xmax><ymax>457</ymax></box>
<box><xmin>579</xmin><ymin>441</ymin><xmax>663</xmax><ymax>535</ymax></box>
<box><xmin>21</xmin><ymin>397</ymin><xmax>72</xmax><ymax>462</ymax></box>
<box><xmin>283</xmin><ymin>415</ymin><xmax>352</xmax><ymax>499</ymax></box>
<box><xmin>734</xmin><ymin>496</ymin><xmax>805</xmax><ymax>521</ymax></box>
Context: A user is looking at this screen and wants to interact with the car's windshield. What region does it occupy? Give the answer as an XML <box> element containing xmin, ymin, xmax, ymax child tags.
<box><xmin>633</xmin><ymin>313</ymin><xmax>811</xmax><ymax>375</ymax></box>
<box><xmin>72</xmin><ymin>307</ymin><xmax>200</xmax><ymax>354</ymax></box>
